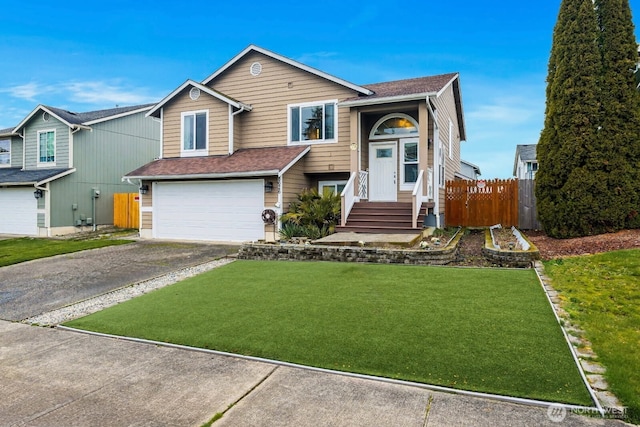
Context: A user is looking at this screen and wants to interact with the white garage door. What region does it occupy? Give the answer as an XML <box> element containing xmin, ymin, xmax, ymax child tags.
<box><xmin>0</xmin><ymin>187</ymin><xmax>38</xmax><ymax>235</ymax></box>
<box><xmin>154</xmin><ymin>180</ymin><xmax>265</xmax><ymax>242</ymax></box>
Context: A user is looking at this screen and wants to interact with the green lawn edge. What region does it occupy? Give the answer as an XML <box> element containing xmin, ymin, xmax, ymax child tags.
<box><xmin>544</xmin><ymin>249</ymin><xmax>640</xmax><ymax>423</ymax></box>
<box><xmin>0</xmin><ymin>237</ymin><xmax>132</xmax><ymax>267</ymax></box>
<box><xmin>65</xmin><ymin>260</ymin><xmax>592</xmax><ymax>406</ymax></box>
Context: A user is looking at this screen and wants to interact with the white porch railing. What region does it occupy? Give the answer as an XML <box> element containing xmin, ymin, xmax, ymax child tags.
<box><xmin>358</xmin><ymin>170</ymin><xmax>368</xmax><ymax>200</ymax></box>
<box><xmin>427</xmin><ymin>167</ymin><xmax>434</xmax><ymax>201</ymax></box>
<box><xmin>340</xmin><ymin>172</ymin><xmax>358</xmax><ymax>226</ymax></box>
<box><xmin>411</xmin><ymin>170</ymin><xmax>425</xmax><ymax>229</ymax></box>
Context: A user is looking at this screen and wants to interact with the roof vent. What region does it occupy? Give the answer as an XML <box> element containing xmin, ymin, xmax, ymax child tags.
<box><xmin>250</xmin><ymin>62</ymin><xmax>262</xmax><ymax>76</ymax></box>
<box><xmin>42</xmin><ymin>112</ymin><xmax>50</xmax><ymax>122</ymax></box>
<box><xmin>189</xmin><ymin>87</ymin><xmax>201</xmax><ymax>101</ymax></box>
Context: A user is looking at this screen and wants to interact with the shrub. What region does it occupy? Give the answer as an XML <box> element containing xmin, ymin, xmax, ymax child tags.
<box><xmin>281</xmin><ymin>188</ymin><xmax>341</xmax><ymax>239</ymax></box>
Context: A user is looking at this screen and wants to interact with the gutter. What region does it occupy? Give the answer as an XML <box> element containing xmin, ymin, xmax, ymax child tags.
<box><xmin>228</xmin><ymin>104</ymin><xmax>249</xmax><ymax>155</ymax></box>
<box><xmin>124</xmin><ymin>170</ymin><xmax>281</xmax><ymax>181</ymax></box>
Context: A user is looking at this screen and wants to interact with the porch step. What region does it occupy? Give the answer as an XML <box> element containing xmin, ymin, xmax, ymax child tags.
<box><xmin>336</xmin><ymin>201</ymin><xmax>429</xmax><ymax>234</ymax></box>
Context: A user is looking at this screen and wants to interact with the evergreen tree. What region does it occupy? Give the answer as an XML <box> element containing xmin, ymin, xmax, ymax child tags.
<box><xmin>536</xmin><ymin>0</ymin><xmax>602</xmax><ymax>237</ymax></box>
<box><xmin>596</xmin><ymin>0</ymin><xmax>640</xmax><ymax>229</ymax></box>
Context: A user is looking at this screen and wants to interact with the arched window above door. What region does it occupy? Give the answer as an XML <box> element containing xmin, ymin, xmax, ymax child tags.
<box><xmin>370</xmin><ymin>113</ymin><xmax>419</xmax><ymax>139</ymax></box>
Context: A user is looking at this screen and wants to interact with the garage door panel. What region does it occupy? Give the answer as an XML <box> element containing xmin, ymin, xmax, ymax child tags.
<box><xmin>0</xmin><ymin>188</ymin><xmax>38</xmax><ymax>235</ymax></box>
<box><xmin>154</xmin><ymin>180</ymin><xmax>265</xmax><ymax>242</ymax></box>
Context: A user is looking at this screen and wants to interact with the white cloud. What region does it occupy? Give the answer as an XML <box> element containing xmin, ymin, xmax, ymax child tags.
<box><xmin>0</xmin><ymin>79</ymin><xmax>159</xmax><ymax>109</ymax></box>
<box><xmin>61</xmin><ymin>81</ymin><xmax>157</xmax><ymax>105</ymax></box>
<box><xmin>1</xmin><ymin>82</ymin><xmax>45</xmax><ymax>101</ymax></box>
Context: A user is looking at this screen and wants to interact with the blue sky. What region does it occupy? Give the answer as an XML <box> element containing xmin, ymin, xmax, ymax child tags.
<box><xmin>1</xmin><ymin>1</ymin><xmax>639</xmax><ymax>178</ymax></box>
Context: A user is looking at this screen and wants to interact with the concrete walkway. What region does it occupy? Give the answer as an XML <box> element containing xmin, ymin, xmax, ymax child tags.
<box><xmin>0</xmin><ymin>321</ymin><xmax>629</xmax><ymax>427</ymax></box>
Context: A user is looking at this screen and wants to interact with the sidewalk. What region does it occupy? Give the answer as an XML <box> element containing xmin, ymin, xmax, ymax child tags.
<box><xmin>0</xmin><ymin>321</ymin><xmax>628</xmax><ymax>427</ymax></box>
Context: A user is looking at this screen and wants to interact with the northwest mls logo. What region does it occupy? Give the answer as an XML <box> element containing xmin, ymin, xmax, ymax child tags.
<box><xmin>547</xmin><ymin>404</ymin><xmax>567</xmax><ymax>423</ymax></box>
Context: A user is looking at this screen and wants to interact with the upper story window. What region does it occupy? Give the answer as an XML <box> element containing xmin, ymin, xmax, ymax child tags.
<box><xmin>181</xmin><ymin>110</ymin><xmax>208</xmax><ymax>156</ymax></box>
<box><xmin>289</xmin><ymin>100</ymin><xmax>336</xmax><ymax>144</ymax></box>
<box><xmin>0</xmin><ymin>139</ymin><xmax>9</xmax><ymax>167</ymax></box>
<box><xmin>38</xmin><ymin>130</ymin><xmax>56</xmax><ymax>166</ymax></box>
<box><xmin>370</xmin><ymin>113</ymin><xmax>418</xmax><ymax>139</ymax></box>
<box><xmin>448</xmin><ymin>119</ymin><xmax>453</xmax><ymax>159</ymax></box>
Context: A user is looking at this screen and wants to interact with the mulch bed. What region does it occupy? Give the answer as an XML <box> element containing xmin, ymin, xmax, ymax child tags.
<box><xmin>449</xmin><ymin>228</ymin><xmax>640</xmax><ymax>266</ymax></box>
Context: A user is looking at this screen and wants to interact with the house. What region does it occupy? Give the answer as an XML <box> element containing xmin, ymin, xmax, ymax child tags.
<box><xmin>513</xmin><ymin>144</ymin><xmax>538</xmax><ymax>180</ymax></box>
<box><xmin>0</xmin><ymin>105</ymin><xmax>159</xmax><ymax>236</ymax></box>
<box><xmin>455</xmin><ymin>159</ymin><xmax>481</xmax><ymax>180</ymax></box>
<box><xmin>125</xmin><ymin>45</ymin><xmax>466</xmax><ymax>242</ymax></box>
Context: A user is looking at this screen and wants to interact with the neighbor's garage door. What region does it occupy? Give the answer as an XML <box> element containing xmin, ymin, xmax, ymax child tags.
<box><xmin>0</xmin><ymin>187</ymin><xmax>38</xmax><ymax>235</ymax></box>
<box><xmin>154</xmin><ymin>180</ymin><xmax>265</xmax><ymax>242</ymax></box>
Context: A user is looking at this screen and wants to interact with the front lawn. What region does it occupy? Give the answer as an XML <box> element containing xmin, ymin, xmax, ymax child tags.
<box><xmin>0</xmin><ymin>237</ymin><xmax>132</xmax><ymax>267</ymax></box>
<box><xmin>544</xmin><ymin>250</ymin><xmax>640</xmax><ymax>422</ymax></box>
<box><xmin>65</xmin><ymin>260</ymin><xmax>591</xmax><ymax>405</ymax></box>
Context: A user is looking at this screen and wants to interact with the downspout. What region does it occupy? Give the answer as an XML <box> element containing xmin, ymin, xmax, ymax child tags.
<box><xmin>69</xmin><ymin>125</ymin><xmax>84</xmax><ymax>169</ymax></box>
<box><xmin>229</xmin><ymin>104</ymin><xmax>247</xmax><ymax>155</ymax></box>
<box><xmin>426</xmin><ymin>97</ymin><xmax>441</xmax><ymax>228</ymax></box>
<box><xmin>19</xmin><ymin>129</ymin><xmax>25</xmax><ymax>171</ymax></box>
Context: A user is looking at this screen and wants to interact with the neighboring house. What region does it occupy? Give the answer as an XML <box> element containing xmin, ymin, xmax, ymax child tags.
<box><xmin>125</xmin><ymin>45</ymin><xmax>466</xmax><ymax>242</ymax></box>
<box><xmin>455</xmin><ymin>159</ymin><xmax>481</xmax><ymax>180</ymax></box>
<box><xmin>0</xmin><ymin>105</ymin><xmax>159</xmax><ymax>236</ymax></box>
<box><xmin>513</xmin><ymin>144</ymin><xmax>538</xmax><ymax>180</ymax></box>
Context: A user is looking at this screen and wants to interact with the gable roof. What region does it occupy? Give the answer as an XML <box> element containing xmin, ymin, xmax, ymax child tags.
<box><xmin>513</xmin><ymin>144</ymin><xmax>537</xmax><ymax>175</ymax></box>
<box><xmin>201</xmin><ymin>45</ymin><xmax>373</xmax><ymax>96</ymax></box>
<box><xmin>124</xmin><ymin>145</ymin><xmax>310</xmax><ymax>180</ymax></box>
<box><xmin>13</xmin><ymin>104</ymin><xmax>155</xmax><ymax>133</ymax></box>
<box><xmin>146</xmin><ymin>80</ymin><xmax>251</xmax><ymax>118</ymax></box>
<box><xmin>0</xmin><ymin>167</ymin><xmax>75</xmax><ymax>186</ymax></box>
<box><xmin>340</xmin><ymin>72</ymin><xmax>466</xmax><ymax>141</ymax></box>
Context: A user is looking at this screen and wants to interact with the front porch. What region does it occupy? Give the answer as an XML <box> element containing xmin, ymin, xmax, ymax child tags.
<box><xmin>338</xmin><ymin>102</ymin><xmax>441</xmax><ymax>234</ymax></box>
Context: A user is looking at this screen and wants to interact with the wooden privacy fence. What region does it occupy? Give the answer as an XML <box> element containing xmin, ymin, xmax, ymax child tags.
<box><xmin>113</xmin><ymin>193</ymin><xmax>139</xmax><ymax>228</ymax></box>
<box><xmin>445</xmin><ymin>179</ymin><xmax>519</xmax><ymax>227</ymax></box>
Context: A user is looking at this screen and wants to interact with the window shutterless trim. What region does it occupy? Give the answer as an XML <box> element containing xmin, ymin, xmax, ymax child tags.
<box><xmin>287</xmin><ymin>99</ymin><xmax>338</xmax><ymax>145</ymax></box>
<box><xmin>180</xmin><ymin>110</ymin><xmax>209</xmax><ymax>157</ymax></box>
<box><xmin>37</xmin><ymin>129</ymin><xmax>56</xmax><ymax>167</ymax></box>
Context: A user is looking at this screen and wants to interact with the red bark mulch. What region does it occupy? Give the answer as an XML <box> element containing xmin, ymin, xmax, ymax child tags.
<box><xmin>526</xmin><ymin>229</ymin><xmax>640</xmax><ymax>260</ymax></box>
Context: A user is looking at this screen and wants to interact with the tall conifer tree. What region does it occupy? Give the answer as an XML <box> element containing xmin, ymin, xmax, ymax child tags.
<box><xmin>536</xmin><ymin>0</ymin><xmax>602</xmax><ymax>237</ymax></box>
<box><xmin>595</xmin><ymin>0</ymin><xmax>640</xmax><ymax>229</ymax></box>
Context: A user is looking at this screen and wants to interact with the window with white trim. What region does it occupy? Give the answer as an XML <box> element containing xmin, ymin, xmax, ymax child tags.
<box><xmin>289</xmin><ymin>100</ymin><xmax>336</xmax><ymax>144</ymax></box>
<box><xmin>0</xmin><ymin>139</ymin><xmax>9</xmax><ymax>166</ymax></box>
<box><xmin>400</xmin><ymin>139</ymin><xmax>419</xmax><ymax>190</ymax></box>
<box><xmin>38</xmin><ymin>130</ymin><xmax>56</xmax><ymax>165</ymax></box>
<box><xmin>181</xmin><ymin>110</ymin><xmax>208</xmax><ymax>156</ymax></box>
<box><xmin>319</xmin><ymin>180</ymin><xmax>347</xmax><ymax>195</ymax></box>
<box><xmin>448</xmin><ymin>119</ymin><xmax>453</xmax><ymax>159</ymax></box>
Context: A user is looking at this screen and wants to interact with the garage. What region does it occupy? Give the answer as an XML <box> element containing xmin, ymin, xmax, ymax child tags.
<box><xmin>154</xmin><ymin>180</ymin><xmax>265</xmax><ymax>242</ymax></box>
<box><xmin>0</xmin><ymin>187</ymin><xmax>38</xmax><ymax>235</ymax></box>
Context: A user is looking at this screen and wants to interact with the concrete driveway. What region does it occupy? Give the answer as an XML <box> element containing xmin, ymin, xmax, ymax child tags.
<box><xmin>0</xmin><ymin>240</ymin><xmax>238</xmax><ymax>321</ymax></box>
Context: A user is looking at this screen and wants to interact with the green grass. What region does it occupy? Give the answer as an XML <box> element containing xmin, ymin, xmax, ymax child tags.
<box><xmin>65</xmin><ymin>260</ymin><xmax>591</xmax><ymax>405</ymax></box>
<box><xmin>544</xmin><ymin>250</ymin><xmax>640</xmax><ymax>422</ymax></box>
<box><xmin>0</xmin><ymin>237</ymin><xmax>132</xmax><ymax>267</ymax></box>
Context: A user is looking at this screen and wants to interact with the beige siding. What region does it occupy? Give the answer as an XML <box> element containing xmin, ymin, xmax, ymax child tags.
<box><xmin>162</xmin><ymin>91</ymin><xmax>230</xmax><ymax>158</ymax></box>
<box><xmin>434</xmin><ymin>84</ymin><xmax>463</xmax><ymax>214</ymax></box>
<box><xmin>210</xmin><ymin>52</ymin><xmax>358</xmax><ymax>173</ymax></box>
<box><xmin>141</xmin><ymin>212</ymin><xmax>152</xmax><ymax>229</ymax></box>
<box><xmin>281</xmin><ymin>160</ymin><xmax>310</xmax><ymax>211</ymax></box>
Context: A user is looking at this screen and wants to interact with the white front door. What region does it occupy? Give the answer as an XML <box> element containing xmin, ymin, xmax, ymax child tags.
<box><xmin>369</xmin><ymin>142</ymin><xmax>397</xmax><ymax>201</ymax></box>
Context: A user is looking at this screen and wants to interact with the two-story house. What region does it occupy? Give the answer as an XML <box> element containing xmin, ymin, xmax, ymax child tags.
<box><xmin>0</xmin><ymin>105</ymin><xmax>159</xmax><ymax>236</ymax></box>
<box><xmin>513</xmin><ymin>144</ymin><xmax>538</xmax><ymax>180</ymax></box>
<box><xmin>125</xmin><ymin>45</ymin><xmax>466</xmax><ymax>242</ymax></box>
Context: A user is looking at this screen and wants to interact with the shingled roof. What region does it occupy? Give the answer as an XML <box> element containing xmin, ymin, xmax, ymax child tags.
<box><xmin>0</xmin><ymin>167</ymin><xmax>74</xmax><ymax>186</ymax></box>
<box><xmin>13</xmin><ymin>103</ymin><xmax>156</xmax><ymax>132</ymax></box>
<box><xmin>125</xmin><ymin>146</ymin><xmax>309</xmax><ymax>180</ymax></box>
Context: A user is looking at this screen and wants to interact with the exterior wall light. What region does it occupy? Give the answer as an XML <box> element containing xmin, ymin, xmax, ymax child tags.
<box><xmin>139</xmin><ymin>184</ymin><xmax>149</xmax><ymax>195</ymax></box>
<box><xmin>34</xmin><ymin>189</ymin><xmax>43</xmax><ymax>199</ymax></box>
<box><xmin>264</xmin><ymin>181</ymin><xmax>274</xmax><ymax>193</ymax></box>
